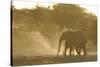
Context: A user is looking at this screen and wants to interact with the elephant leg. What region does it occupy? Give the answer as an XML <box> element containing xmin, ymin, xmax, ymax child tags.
<box><xmin>64</xmin><ymin>43</ymin><xmax>68</xmax><ymax>56</ymax></box>
<box><xmin>78</xmin><ymin>48</ymin><xmax>81</xmax><ymax>56</ymax></box>
<box><xmin>75</xmin><ymin>47</ymin><xmax>79</xmax><ymax>55</ymax></box>
<box><xmin>63</xmin><ymin>47</ymin><xmax>67</xmax><ymax>56</ymax></box>
<box><xmin>69</xmin><ymin>47</ymin><xmax>73</xmax><ymax>56</ymax></box>
<box><xmin>77</xmin><ymin>44</ymin><xmax>81</xmax><ymax>56</ymax></box>
<box><xmin>83</xmin><ymin>46</ymin><xmax>86</xmax><ymax>56</ymax></box>
<box><xmin>75</xmin><ymin>44</ymin><xmax>80</xmax><ymax>56</ymax></box>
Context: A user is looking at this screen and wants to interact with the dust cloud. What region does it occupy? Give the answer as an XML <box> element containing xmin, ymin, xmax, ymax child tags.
<box><xmin>13</xmin><ymin>31</ymin><xmax>57</xmax><ymax>57</ymax></box>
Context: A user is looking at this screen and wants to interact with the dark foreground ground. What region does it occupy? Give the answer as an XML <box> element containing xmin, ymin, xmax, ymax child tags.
<box><xmin>12</xmin><ymin>55</ymin><xmax>97</xmax><ymax>66</ymax></box>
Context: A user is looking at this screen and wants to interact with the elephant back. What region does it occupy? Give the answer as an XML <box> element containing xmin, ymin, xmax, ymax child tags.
<box><xmin>62</xmin><ymin>31</ymin><xmax>73</xmax><ymax>41</ymax></box>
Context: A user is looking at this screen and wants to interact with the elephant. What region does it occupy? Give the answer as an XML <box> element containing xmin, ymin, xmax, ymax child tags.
<box><xmin>57</xmin><ymin>31</ymin><xmax>74</xmax><ymax>56</ymax></box>
<box><xmin>57</xmin><ymin>30</ymin><xmax>87</xmax><ymax>56</ymax></box>
<box><xmin>73</xmin><ymin>31</ymin><xmax>87</xmax><ymax>56</ymax></box>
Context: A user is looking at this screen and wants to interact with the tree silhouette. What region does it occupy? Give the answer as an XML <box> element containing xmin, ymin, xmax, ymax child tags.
<box><xmin>12</xmin><ymin>3</ymin><xmax>97</xmax><ymax>50</ymax></box>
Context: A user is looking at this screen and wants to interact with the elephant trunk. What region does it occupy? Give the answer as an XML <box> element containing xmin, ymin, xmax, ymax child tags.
<box><xmin>57</xmin><ymin>39</ymin><xmax>62</xmax><ymax>56</ymax></box>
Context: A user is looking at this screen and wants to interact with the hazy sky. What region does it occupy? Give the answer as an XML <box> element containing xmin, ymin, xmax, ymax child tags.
<box><xmin>12</xmin><ymin>0</ymin><xmax>97</xmax><ymax>16</ymax></box>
